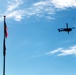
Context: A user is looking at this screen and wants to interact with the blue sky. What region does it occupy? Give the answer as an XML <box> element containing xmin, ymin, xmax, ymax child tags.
<box><xmin>0</xmin><ymin>0</ymin><xmax>76</xmax><ymax>75</ymax></box>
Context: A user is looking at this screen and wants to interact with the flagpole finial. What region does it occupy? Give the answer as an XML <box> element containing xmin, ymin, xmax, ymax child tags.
<box><xmin>4</xmin><ymin>16</ymin><xmax>6</xmax><ymax>18</ymax></box>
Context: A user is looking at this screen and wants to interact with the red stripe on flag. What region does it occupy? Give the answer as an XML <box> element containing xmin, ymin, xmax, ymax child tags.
<box><xmin>4</xmin><ymin>16</ymin><xmax>8</xmax><ymax>38</ymax></box>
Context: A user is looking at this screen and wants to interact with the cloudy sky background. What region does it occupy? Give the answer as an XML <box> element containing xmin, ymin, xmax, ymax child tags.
<box><xmin>0</xmin><ymin>0</ymin><xmax>76</xmax><ymax>75</ymax></box>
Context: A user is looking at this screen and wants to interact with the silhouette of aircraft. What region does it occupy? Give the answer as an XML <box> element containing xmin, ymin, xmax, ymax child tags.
<box><xmin>58</xmin><ymin>23</ymin><xmax>75</xmax><ymax>34</ymax></box>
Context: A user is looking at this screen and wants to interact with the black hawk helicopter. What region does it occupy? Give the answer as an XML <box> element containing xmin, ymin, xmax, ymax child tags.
<box><xmin>58</xmin><ymin>23</ymin><xmax>75</xmax><ymax>34</ymax></box>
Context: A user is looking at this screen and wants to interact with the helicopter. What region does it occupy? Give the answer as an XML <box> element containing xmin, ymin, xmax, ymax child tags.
<box><xmin>58</xmin><ymin>23</ymin><xmax>75</xmax><ymax>34</ymax></box>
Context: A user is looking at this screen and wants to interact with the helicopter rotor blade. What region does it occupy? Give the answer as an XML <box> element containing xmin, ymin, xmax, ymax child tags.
<box><xmin>60</xmin><ymin>28</ymin><xmax>65</xmax><ymax>29</ymax></box>
<box><xmin>66</xmin><ymin>23</ymin><xmax>68</xmax><ymax>28</ymax></box>
<box><xmin>71</xmin><ymin>27</ymin><xmax>75</xmax><ymax>29</ymax></box>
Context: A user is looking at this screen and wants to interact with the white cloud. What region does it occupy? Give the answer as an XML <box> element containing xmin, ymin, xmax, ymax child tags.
<box><xmin>0</xmin><ymin>0</ymin><xmax>76</xmax><ymax>21</ymax></box>
<box><xmin>7</xmin><ymin>0</ymin><xmax>23</xmax><ymax>11</ymax></box>
<box><xmin>51</xmin><ymin>0</ymin><xmax>76</xmax><ymax>9</ymax></box>
<box><xmin>6</xmin><ymin>10</ymin><xmax>25</xmax><ymax>21</ymax></box>
<box><xmin>47</xmin><ymin>48</ymin><xmax>62</xmax><ymax>54</ymax></box>
<box><xmin>47</xmin><ymin>45</ymin><xmax>76</xmax><ymax>56</ymax></box>
<box><xmin>2</xmin><ymin>0</ymin><xmax>24</xmax><ymax>21</ymax></box>
<box><xmin>28</xmin><ymin>45</ymin><xmax>76</xmax><ymax>58</ymax></box>
<box><xmin>23</xmin><ymin>1</ymin><xmax>55</xmax><ymax>16</ymax></box>
<box><xmin>5</xmin><ymin>0</ymin><xmax>55</xmax><ymax>21</ymax></box>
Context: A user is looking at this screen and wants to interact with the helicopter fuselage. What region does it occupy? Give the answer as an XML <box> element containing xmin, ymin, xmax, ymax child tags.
<box><xmin>60</xmin><ymin>28</ymin><xmax>72</xmax><ymax>32</ymax></box>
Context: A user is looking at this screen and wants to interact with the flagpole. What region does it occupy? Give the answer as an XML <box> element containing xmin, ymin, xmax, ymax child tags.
<box><xmin>3</xmin><ymin>16</ymin><xmax>6</xmax><ymax>75</ymax></box>
<box><xmin>3</xmin><ymin>51</ymin><xmax>5</xmax><ymax>75</ymax></box>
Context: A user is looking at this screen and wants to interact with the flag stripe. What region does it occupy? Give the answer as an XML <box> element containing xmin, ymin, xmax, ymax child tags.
<box><xmin>3</xmin><ymin>16</ymin><xmax>7</xmax><ymax>56</ymax></box>
<box><xmin>4</xmin><ymin>19</ymin><xmax>8</xmax><ymax>38</ymax></box>
<box><xmin>3</xmin><ymin>38</ymin><xmax>6</xmax><ymax>56</ymax></box>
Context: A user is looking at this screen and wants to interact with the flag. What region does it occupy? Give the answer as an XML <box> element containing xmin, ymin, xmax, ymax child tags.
<box><xmin>4</xmin><ymin>16</ymin><xmax>8</xmax><ymax>38</ymax></box>
<box><xmin>3</xmin><ymin>38</ymin><xmax>6</xmax><ymax>56</ymax></box>
<box><xmin>3</xmin><ymin>16</ymin><xmax>8</xmax><ymax>56</ymax></box>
